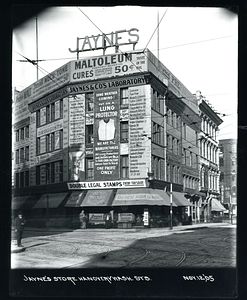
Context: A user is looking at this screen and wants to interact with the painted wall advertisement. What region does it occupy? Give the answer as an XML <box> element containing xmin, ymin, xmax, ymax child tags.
<box><xmin>129</xmin><ymin>85</ymin><xmax>152</xmax><ymax>178</ymax></box>
<box><xmin>69</xmin><ymin>52</ymin><xmax>147</xmax><ymax>83</ymax></box>
<box><xmin>69</xmin><ymin>94</ymin><xmax>85</xmax><ymax>180</ymax></box>
<box><xmin>32</xmin><ymin>63</ymin><xmax>70</xmax><ymax>100</ymax></box>
<box><xmin>94</xmin><ymin>89</ymin><xmax>120</xmax><ymax>180</ymax></box>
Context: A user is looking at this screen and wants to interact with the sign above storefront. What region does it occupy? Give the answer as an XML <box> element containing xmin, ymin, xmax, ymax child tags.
<box><xmin>67</xmin><ymin>179</ymin><xmax>147</xmax><ymax>190</ymax></box>
<box><xmin>69</xmin><ymin>28</ymin><xmax>139</xmax><ymax>54</ymax></box>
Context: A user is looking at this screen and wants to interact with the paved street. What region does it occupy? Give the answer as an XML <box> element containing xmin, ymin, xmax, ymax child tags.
<box><xmin>11</xmin><ymin>222</ymin><xmax>236</xmax><ymax>269</ymax></box>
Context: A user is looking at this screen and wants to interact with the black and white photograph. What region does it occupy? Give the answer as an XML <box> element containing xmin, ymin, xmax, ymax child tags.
<box><xmin>9</xmin><ymin>5</ymin><xmax>239</xmax><ymax>298</ymax></box>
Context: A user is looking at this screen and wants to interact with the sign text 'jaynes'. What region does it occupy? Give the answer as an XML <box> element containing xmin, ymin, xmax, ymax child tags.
<box><xmin>69</xmin><ymin>28</ymin><xmax>139</xmax><ymax>53</ymax></box>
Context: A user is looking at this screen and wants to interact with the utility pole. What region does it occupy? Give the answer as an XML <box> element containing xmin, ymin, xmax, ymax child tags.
<box><xmin>46</xmin><ymin>168</ymin><xmax>49</xmax><ymax>230</ymax></box>
<box><xmin>36</xmin><ymin>15</ymin><xmax>39</xmax><ymax>80</ymax></box>
<box><xmin>157</xmin><ymin>10</ymin><xmax>159</xmax><ymax>60</ymax></box>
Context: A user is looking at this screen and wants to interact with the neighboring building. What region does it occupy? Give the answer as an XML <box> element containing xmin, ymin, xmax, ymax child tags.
<box><xmin>196</xmin><ymin>91</ymin><xmax>225</xmax><ymax>221</ymax></box>
<box><xmin>12</xmin><ymin>48</ymin><xmax>206</xmax><ymax>228</ymax></box>
<box><xmin>219</xmin><ymin>139</ymin><xmax>237</xmax><ymax>217</ymax></box>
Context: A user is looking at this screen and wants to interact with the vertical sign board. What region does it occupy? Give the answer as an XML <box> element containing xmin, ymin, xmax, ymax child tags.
<box><xmin>94</xmin><ymin>89</ymin><xmax>120</xmax><ymax>180</ymax></box>
<box><xmin>29</xmin><ymin>113</ymin><xmax>36</xmax><ymax>186</ymax></box>
<box><xmin>69</xmin><ymin>94</ymin><xmax>85</xmax><ymax>180</ymax></box>
<box><xmin>129</xmin><ymin>85</ymin><xmax>152</xmax><ymax>178</ymax></box>
<box><xmin>62</xmin><ymin>97</ymin><xmax>69</xmax><ymax>182</ymax></box>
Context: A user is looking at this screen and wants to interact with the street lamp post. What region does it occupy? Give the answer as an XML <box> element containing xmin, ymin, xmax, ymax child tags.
<box><xmin>170</xmin><ymin>183</ymin><xmax>173</xmax><ymax>230</ymax></box>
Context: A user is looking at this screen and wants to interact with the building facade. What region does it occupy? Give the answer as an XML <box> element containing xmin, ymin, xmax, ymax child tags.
<box><xmin>219</xmin><ymin>139</ymin><xmax>237</xmax><ymax>217</ymax></box>
<box><xmin>196</xmin><ymin>91</ymin><xmax>225</xmax><ymax>221</ymax></box>
<box><xmin>12</xmin><ymin>49</ymin><xmax>207</xmax><ymax>228</ymax></box>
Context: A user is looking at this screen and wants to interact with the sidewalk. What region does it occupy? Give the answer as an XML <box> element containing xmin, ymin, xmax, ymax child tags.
<box><xmin>11</xmin><ymin>221</ymin><xmax>235</xmax><ymax>253</ymax></box>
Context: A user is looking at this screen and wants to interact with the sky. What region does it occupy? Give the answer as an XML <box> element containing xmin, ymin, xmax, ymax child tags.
<box><xmin>12</xmin><ymin>6</ymin><xmax>238</xmax><ymax>140</ymax></box>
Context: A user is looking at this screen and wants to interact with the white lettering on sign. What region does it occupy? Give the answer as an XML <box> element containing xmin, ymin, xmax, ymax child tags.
<box><xmin>69</xmin><ymin>53</ymin><xmax>147</xmax><ymax>83</ymax></box>
<box><xmin>67</xmin><ymin>179</ymin><xmax>147</xmax><ymax>190</ymax></box>
<box><xmin>129</xmin><ymin>85</ymin><xmax>152</xmax><ymax>178</ymax></box>
<box><xmin>69</xmin><ymin>29</ymin><xmax>139</xmax><ymax>53</ymax></box>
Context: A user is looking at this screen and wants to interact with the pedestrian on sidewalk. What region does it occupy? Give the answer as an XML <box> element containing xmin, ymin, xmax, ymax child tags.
<box><xmin>105</xmin><ymin>213</ymin><xmax>112</xmax><ymax>229</ymax></box>
<box><xmin>79</xmin><ymin>211</ymin><xmax>87</xmax><ymax>229</ymax></box>
<box><xmin>14</xmin><ymin>211</ymin><xmax>26</xmax><ymax>247</ymax></box>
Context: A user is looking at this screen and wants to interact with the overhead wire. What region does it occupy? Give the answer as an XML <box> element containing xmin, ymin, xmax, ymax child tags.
<box><xmin>15</xmin><ymin>8</ymin><xmax>233</xmax><ymax>155</ymax></box>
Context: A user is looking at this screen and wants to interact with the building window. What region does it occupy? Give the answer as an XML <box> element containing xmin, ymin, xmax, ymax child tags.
<box><xmin>120</xmin><ymin>88</ymin><xmax>128</xmax><ymax>106</ymax></box>
<box><xmin>173</xmin><ymin>113</ymin><xmax>177</xmax><ymax>129</ymax></box>
<box><xmin>46</xmin><ymin>105</ymin><xmax>51</xmax><ymax>123</ymax></box>
<box><xmin>182</xmin><ymin>148</ymin><xmax>186</xmax><ymax>164</ymax></box>
<box><xmin>20</xmin><ymin>128</ymin><xmax>24</xmax><ymax>140</ymax></box>
<box><xmin>167</xmin><ymin>109</ymin><xmax>171</xmax><ymax>125</ymax></box>
<box><xmin>152</xmin><ymin>122</ymin><xmax>163</xmax><ymax>145</ymax></box>
<box><xmin>172</xmin><ymin>138</ymin><xmax>177</xmax><ymax>154</ymax></box>
<box><xmin>25</xmin><ymin>126</ymin><xmax>29</xmax><ymax>138</ymax></box>
<box><xmin>15</xmin><ymin>149</ymin><xmax>19</xmax><ymax>164</ymax></box>
<box><xmin>36</xmin><ymin>110</ymin><xmax>40</xmax><ymax>127</ymax></box>
<box><xmin>16</xmin><ymin>130</ymin><xmax>19</xmax><ymax>142</ymax></box>
<box><xmin>166</xmin><ymin>164</ymin><xmax>170</xmax><ymax>182</ymax></box>
<box><xmin>50</xmin><ymin>133</ymin><xmax>55</xmax><ymax>151</ymax></box>
<box><xmin>25</xmin><ymin>170</ymin><xmax>29</xmax><ymax>187</ymax></box>
<box><xmin>219</xmin><ymin>157</ymin><xmax>224</xmax><ymax>167</ymax></box>
<box><xmin>120</xmin><ymin>155</ymin><xmax>129</xmax><ymax>178</ymax></box>
<box><xmin>20</xmin><ymin>148</ymin><xmax>24</xmax><ymax>163</ymax></box>
<box><xmin>25</xmin><ymin>146</ymin><xmax>29</xmax><ymax>161</ymax></box>
<box><xmin>51</xmin><ymin>102</ymin><xmax>55</xmax><ymax>122</ymax></box>
<box><xmin>152</xmin><ymin>89</ymin><xmax>160</xmax><ymax>112</ymax></box>
<box><xmin>55</xmin><ymin>130</ymin><xmax>63</xmax><ymax>150</ymax></box>
<box><xmin>86</xmin><ymin>93</ymin><xmax>94</xmax><ymax>112</ymax></box>
<box><xmin>36</xmin><ymin>166</ymin><xmax>40</xmax><ymax>185</ymax></box>
<box><xmin>172</xmin><ymin>166</ymin><xmax>179</xmax><ymax>183</ymax></box>
<box><xmin>20</xmin><ymin>172</ymin><xmax>24</xmax><ymax>187</ymax></box>
<box><xmin>40</xmin><ymin>107</ymin><xmax>46</xmax><ymax>125</ymax></box>
<box><xmin>120</xmin><ymin>121</ymin><xmax>129</xmax><ymax>142</ymax></box>
<box><xmin>86</xmin><ymin>125</ymin><xmax>94</xmax><ymax>144</ymax></box>
<box><xmin>36</xmin><ymin>138</ymin><xmax>40</xmax><ymax>155</ymax></box>
<box><xmin>176</xmin><ymin>115</ymin><xmax>180</xmax><ymax>129</ymax></box>
<box><xmin>183</xmin><ymin>123</ymin><xmax>186</xmax><ymax>138</ymax></box>
<box><xmin>46</xmin><ymin>163</ymin><xmax>50</xmax><ymax>183</ymax></box>
<box><xmin>86</xmin><ymin>158</ymin><xmax>94</xmax><ymax>180</ymax></box>
<box><xmin>55</xmin><ymin>99</ymin><xmax>63</xmax><ymax>119</ymax></box>
<box><xmin>201</xmin><ymin>169</ymin><xmax>205</xmax><ymax>187</ymax></box>
<box><xmin>15</xmin><ymin>173</ymin><xmax>20</xmax><ymax>188</ymax></box>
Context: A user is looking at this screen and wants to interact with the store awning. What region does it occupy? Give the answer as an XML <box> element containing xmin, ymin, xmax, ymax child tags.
<box><xmin>172</xmin><ymin>192</ymin><xmax>192</xmax><ymax>206</ymax></box>
<box><xmin>112</xmin><ymin>188</ymin><xmax>176</xmax><ymax>206</ymax></box>
<box><xmin>81</xmin><ymin>189</ymin><xmax>114</xmax><ymax>207</ymax></box>
<box><xmin>65</xmin><ymin>191</ymin><xmax>85</xmax><ymax>207</ymax></box>
<box><xmin>33</xmin><ymin>193</ymin><xmax>68</xmax><ymax>209</ymax></box>
<box><xmin>12</xmin><ymin>196</ymin><xmax>29</xmax><ymax>210</ymax></box>
<box><xmin>211</xmin><ymin>198</ymin><xmax>226</xmax><ymax>211</ymax></box>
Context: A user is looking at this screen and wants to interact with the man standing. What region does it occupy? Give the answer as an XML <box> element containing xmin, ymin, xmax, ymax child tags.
<box><xmin>14</xmin><ymin>211</ymin><xmax>26</xmax><ymax>247</ymax></box>
<box><xmin>105</xmin><ymin>213</ymin><xmax>112</xmax><ymax>229</ymax></box>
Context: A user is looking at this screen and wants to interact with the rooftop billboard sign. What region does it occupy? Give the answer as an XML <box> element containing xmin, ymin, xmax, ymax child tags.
<box><xmin>68</xmin><ymin>28</ymin><xmax>139</xmax><ymax>55</ymax></box>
